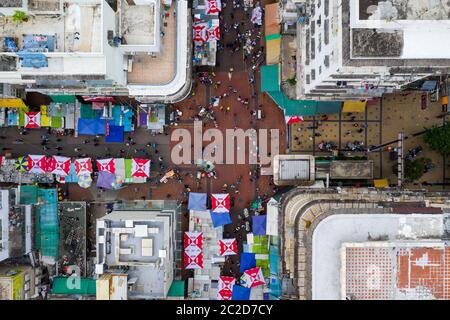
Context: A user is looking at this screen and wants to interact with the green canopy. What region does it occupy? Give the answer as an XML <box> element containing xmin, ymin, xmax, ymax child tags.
<box><xmin>51</xmin><ymin>277</ymin><xmax>96</xmax><ymax>295</ymax></box>
<box><xmin>261</xmin><ymin>64</ymin><xmax>343</xmax><ymax>116</ymax></box>
<box><xmin>50</xmin><ymin>95</ymin><xmax>76</xmax><ymax>104</ymax></box>
<box><xmin>167</xmin><ymin>280</ymin><xmax>185</xmax><ymax>297</ymax></box>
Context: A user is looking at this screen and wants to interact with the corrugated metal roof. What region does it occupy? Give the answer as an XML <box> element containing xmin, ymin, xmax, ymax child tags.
<box><xmin>279</xmin><ymin>159</ymin><xmax>310</xmax><ymax>180</ymax></box>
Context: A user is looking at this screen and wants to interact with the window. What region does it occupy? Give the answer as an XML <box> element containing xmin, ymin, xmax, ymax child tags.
<box><xmin>324</xmin><ymin>0</ymin><xmax>329</xmax><ymax>17</ymax></box>
<box><xmin>306</xmin><ymin>74</ymin><xmax>311</xmax><ymax>84</ymax></box>
<box><xmin>311</xmin><ymin>38</ymin><xmax>315</xmax><ymax>60</ymax></box>
<box><xmin>324</xmin><ymin>19</ymin><xmax>329</xmax><ymax>45</ymax></box>
<box><xmin>324</xmin><ymin>55</ymin><xmax>330</xmax><ymax>68</ymax></box>
<box><xmin>311</xmin><ymin>69</ymin><xmax>316</xmax><ymax>80</ymax></box>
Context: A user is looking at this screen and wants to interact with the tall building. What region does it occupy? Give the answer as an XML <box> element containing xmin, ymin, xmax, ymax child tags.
<box><xmin>95</xmin><ymin>200</ymin><xmax>181</xmax><ymax>299</ymax></box>
<box><xmin>0</xmin><ymin>0</ymin><xmax>191</xmax><ymax>103</ymax></box>
<box><xmin>284</xmin><ymin>0</ymin><xmax>450</xmax><ymax>100</ymax></box>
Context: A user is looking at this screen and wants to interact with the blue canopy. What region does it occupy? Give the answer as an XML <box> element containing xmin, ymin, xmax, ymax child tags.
<box><xmin>106</xmin><ymin>125</ymin><xmax>124</xmax><ymax>143</ymax></box>
<box><xmin>78</xmin><ymin>118</ymin><xmax>106</xmax><ymax>135</ymax></box>
<box><xmin>240</xmin><ymin>253</ymin><xmax>256</xmax><ymax>272</ymax></box>
<box><xmin>210</xmin><ymin>211</ymin><xmax>232</xmax><ymax>228</ymax></box>
<box><xmin>252</xmin><ymin>215</ymin><xmax>267</xmax><ymax>236</ymax></box>
<box><xmin>232</xmin><ymin>285</ymin><xmax>251</xmax><ymax>300</ymax></box>
<box><xmin>188</xmin><ymin>192</ymin><xmax>207</xmax><ymax>211</ymax></box>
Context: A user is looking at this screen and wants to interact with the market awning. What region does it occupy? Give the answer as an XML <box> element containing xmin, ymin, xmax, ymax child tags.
<box><xmin>265</xmin><ymin>3</ymin><xmax>280</xmax><ymax>37</ymax></box>
<box><xmin>0</xmin><ymin>98</ymin><xmax>27</xmax><ymax>109</ymax></box>
<box><xmin>261</xmin><ymin>64</ymin><xmax>280</xmax><ymax>92</ymax></box>
<box><xmin>266</xmin><ymin>35</ymin><xmax>281</xmax><ymax>65</ymax></box>
<box><xmin>50</xmin><ymin>95</ymin><xmax>76</xmax><ymax>104</ymax></box>
<box><xmin>374</xmin><ymin>179</ymin><xmax>389</xmax><ymax>188</ymax></box>
<box><xmin>342</xmin><ymin>100</ymin><xmax>367</xmax><ymax>113</ymax></box>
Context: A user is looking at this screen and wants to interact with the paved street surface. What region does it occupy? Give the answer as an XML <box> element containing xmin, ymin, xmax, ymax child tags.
<box><xmin>0</xmin><ymin>0</ymin><xmax>287</xmax><ymax>279</ymax></box>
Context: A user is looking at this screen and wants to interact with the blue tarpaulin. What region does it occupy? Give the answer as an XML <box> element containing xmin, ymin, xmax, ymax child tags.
<box><xmin>77</xmin><ymin>118</ymin><xmax>106</xmax><ymax>135</ymax></box>
<box><xmin>252</xmin><ymin>215</ymin><xmax>267</xmax><ymax>236</ymax></box>
<box><xmin>188</xmin><ymin>192</ymin><xmax>207</xmax><ymax>211</ymax></box>
<box><xmin>232</xmin><ymin>285</ymin><xmax>251</xmax><ymax>300</ymax></box>
<box><xmin>106</xmin><ymin>125</ymin><xmax>124</xmax><ymax>143</ymax></box>
<box><xmin>4</xmin><ymin>37</ymin><xmax>18</xmax><ymax>52</ymax></box>
<box><xmin>17</xmin><ymin>52</ymin><xmax>48</xmax><ymax>68</ymax></box>
<box><xmin>240</xmin><ymin>253</ymin><xmax>256</xmax><ymax>272</ymax></box>
<box><xmin>210</xmin><ymin>211</ymin><xmax>232</xmax><ymax>228</ymax></box>
<box><xmin>22</xmin><ymin>34</ymin><xmax>55</xmax><ymax>52</ymax></box>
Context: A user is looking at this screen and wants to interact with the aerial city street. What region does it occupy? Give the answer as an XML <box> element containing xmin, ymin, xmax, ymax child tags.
<box><xmin>1</xmin><ymin>0</ymin><xmax>450</xmax><ymax>305</ymax></box>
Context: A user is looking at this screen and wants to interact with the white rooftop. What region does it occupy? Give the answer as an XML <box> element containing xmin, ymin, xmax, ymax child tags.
<box><xmin>312</xmin><ymin>213</ymin><xmax>444</xmax><ymax>300</ymax></box>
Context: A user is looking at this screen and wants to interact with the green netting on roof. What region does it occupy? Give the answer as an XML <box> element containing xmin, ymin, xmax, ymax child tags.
<box><xmin>261</xmin><ymin>64</ymin><xmax>343</xmax><ymax>116</ymax></box>
<box><xmin>19</xmin><ymin>185</ymin><xmax>38</xmax><ymax>205</ymax></box>
<box><xmin>51</xmin><ymin>277</ymin><xmax>96</xmax><ymax>295</ymax></box>
<box><xmin>36</xmin><ymin>189</ymin><xmax>58</xmax><ymax>258</ymax></box>
<box><xmin>253</xmin><ymin>236</ymin><xmax>269</xmax><ymax>254</ymax></box>
<box><xmin>50</xmin><ymin>95</ymin><xmax>76</xmax><ymax>104</ymax></box>
<box><xmin>80</xmin><ymin>104</ymin><xmax>95</xmax><ymax>119</ymax></box>
<box><xmin>265</xmin><ymin>33</ymin><xmax>281</xmax><ymax>41</ymax></box>
<box><xmin>167</xmin><ymin>280</ymin><xmax>185</xmax><ymax>297</ymax></box>
<box><xmin>51</xmin><ymin>116</ymin><xmax>62</xmax><ymax>128</ymax></box>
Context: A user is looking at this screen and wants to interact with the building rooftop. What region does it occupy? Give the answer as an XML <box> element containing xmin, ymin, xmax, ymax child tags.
<box><xmin>329</xmin><ymin>160</ymin><xmax>373</xmax><ymax>179</ymax></box>
<box><xmin>273</xmin><ymin>154</ymin><xmax>315</xmax><ymax>186</ymax></box>
<box><xmin>96</xmin><ymin>205</ymin><xmax>179</xmax><ymax>299</ymax></box>
<box><xmin>0</xmin><ymin>0</ymin><xmax>102</xmax><ymax>54</ymax></box>
<box><xmin>342</xmin><ymin>242</ymin><xmax>450</xmax><ymax>300</ymax></box>
<box><xmin>312</xmin><ymin>213</ymin><xmax>445</xmax><ymax>299</ymax></box>
<box><xmin>119</xmin><ymin>0</ymin><xmax>156</xmax><ymax>46</ymax></box>
<box><xmin>348</xmin><ymin>0</ymin><xmax>450</xmax><ymax>60</ymax></box>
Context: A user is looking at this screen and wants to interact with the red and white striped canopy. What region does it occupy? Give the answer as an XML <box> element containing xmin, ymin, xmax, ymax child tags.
<box><xmin>240</xmin><ymin>267</ymin><xmax>265</xmax><ymax>288</ymax></box>
<box><xmin>211</xmin><ymin>193</ymin><xmax>230</xmax><ymax>213</ymax></box>
<box><xmin>96</xmin><ymin>158</ymin><xmax>115</xmax><ymax>174</ymax></box>
<box><xmin>75</xmin><ymin>157</ymin><xmax>93</xmax><ymax>176</ymax></box>
<box><xmin>24</xmin><ymin>112</ymin><xmax>41</xmax><ymax>128</ymax></box>
<box><xmin>217</xmin><ymin>276</ymin><xmax>235</xmax><ymax>300</ymax></box>
<box><xmin>48</xmin><ymin>156</ymin><xmax>71</xmax><ymax>176</ymax></box>
<box><xmin>193</xmin><ymin>24</ymin><xmax>207</xmax><ymax>43</ymax></box>
<box><xmin>27</xmin><ymin>155</ymin><xmax>48</xmax><ymax>174</ymax></box>
<box><xmin>219</xmin><ymin>238</ymin><xmax>238</xmax><ymax>256</ymax></box>
<box><xmin>205</xmin><ymin>0</ymin><xmax>221</xmax><ymax>14</ymax></box>
<box><xmin>131</xmin><ymin>158</ymin><xmax>150</xmax><ymax>178</ymax></box>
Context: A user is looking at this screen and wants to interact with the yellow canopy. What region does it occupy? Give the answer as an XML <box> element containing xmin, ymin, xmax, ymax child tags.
<box><xmin>374</xmin><ymin>179</ymin><xmax>389</xmax><ymax>188</ymax></box>
<box><xmin>0</xmin><ymin>98</ymin><xmax>27</xmax><ymax>110</ymax></box>
<box><xmin>342</xmin><ymin>101</ymin><xmax>367</xmax><ymax>113</ymax></box>
<box><xmin>266</xmin><ymin>37</ymin><xmax>281</xmax><ymax>65</ymax></box>
<box><xmin>40</xmin><ymin>105</ymin><xmax>51</xmax><ymax>127</ymax></box>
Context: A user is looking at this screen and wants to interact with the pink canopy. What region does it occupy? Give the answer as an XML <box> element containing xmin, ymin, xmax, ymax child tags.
<box><xmin>27</xmin><ymin>155</ymin><xmax>48</xmax><ymax>174</ymax></box>
<box><xmin>75</xmin><ymin>157</ymin><xmax>93</xmax><ymax>176</ymax></box>
<box><xmin>96</xmin><ymin>158</ymin><xmax>115</xmax><ymax>174</ymax></box>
